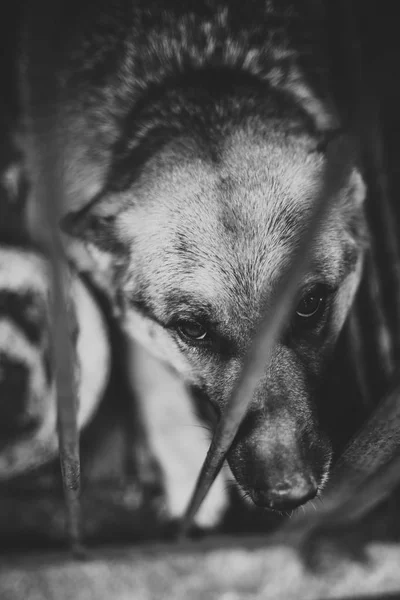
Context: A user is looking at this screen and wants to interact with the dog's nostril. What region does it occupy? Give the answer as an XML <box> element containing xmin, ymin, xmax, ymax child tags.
<box><xmin>250</xmin><ymin>479</ymin><xmax>318</xmax><ymax>511</ymax></box>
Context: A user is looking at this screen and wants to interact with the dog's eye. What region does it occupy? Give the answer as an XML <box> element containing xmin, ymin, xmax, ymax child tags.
<box><xmin>177</xmin><ymin>320</ymin><xmax>208</xmax><ymax>342</ymax></box>
<box><xmin>295</xmin><ymin>286</ymin><xmax>326</xmax><ymax>320</ymax></box>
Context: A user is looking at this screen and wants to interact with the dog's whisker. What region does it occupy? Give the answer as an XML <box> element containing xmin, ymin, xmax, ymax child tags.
<box><xmin>183</xmin><ymin>424</ymin><xmax>213</xmax><ymax>433</ymax></box>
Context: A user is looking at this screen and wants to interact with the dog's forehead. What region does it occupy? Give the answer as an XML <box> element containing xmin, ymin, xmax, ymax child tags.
<box><xmin>123</xmin><ymin>129</ymin><xmax>325</xmax><ymax>245</ymax></box>
<box><xmin>119</xmin><ymin>128</ymin><xmax>350</xmax><ymax>320</ymax></box>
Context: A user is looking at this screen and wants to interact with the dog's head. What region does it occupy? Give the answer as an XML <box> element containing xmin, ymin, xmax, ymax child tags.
<box><xmin>64</xmin><ymin>92</ymin><xmax>366</xmax><ymax>511</ymax></box>
<box><xmin>0</xmin><ymin>246</ymin><xmax>55</xmax><ymax>444</ymax></box>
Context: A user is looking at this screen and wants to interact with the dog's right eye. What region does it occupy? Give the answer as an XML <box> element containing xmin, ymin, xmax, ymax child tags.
<box><xmin>176</xmin><ymin>320</ymin><xmax>208</xmax><ymax>343</ymax></box>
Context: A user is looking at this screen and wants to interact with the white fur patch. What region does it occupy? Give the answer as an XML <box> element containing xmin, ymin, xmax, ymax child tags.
<box><xmin>126</xmin><ymin>337</ymin><xmax>228</xmax><ymax>528</ymax></box>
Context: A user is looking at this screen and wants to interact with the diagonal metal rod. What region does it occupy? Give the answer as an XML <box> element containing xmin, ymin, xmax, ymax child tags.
<box><xmin>363</xmin><ymin>249</ymin><xmax>395</xmax><ymax>382</ymax></box>
<box><xmin>34</xmin><ymin>156</ymin><xmax>82</xmax><ymax>552</ymax></box>
<box><xmin>322</xmin><ymin>451</ymin><xmax>400</xmax><ymax>528</ymax></box>
<box><xmin>26</xmin><ymin>152</ymin><xmax>83</xmax><ymax>552</ymax></box>
<box><xmin>52</xmin><ymin>252</ymin><xmax>83</xmax><ymax>554</ymax></box>
<box><xmin>178</xmin><ymin>137</ymin><xmax>357</xmax><ymax>537</ymax></box>
<box><xmin>36</xmin><ymin>143</ymin><xmax>83</xmax><ymax>555</ymax></box>
<box><xmin>280</xmin><ymin>377</ymin><xmax>400</xmax><ymax>540</ymax></box>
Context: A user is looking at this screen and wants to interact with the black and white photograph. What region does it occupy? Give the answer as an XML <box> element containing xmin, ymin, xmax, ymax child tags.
<box><xmin>0</xmin><ymin>1</ymin><xmax>400</xmax><ymax>598</ymax></box>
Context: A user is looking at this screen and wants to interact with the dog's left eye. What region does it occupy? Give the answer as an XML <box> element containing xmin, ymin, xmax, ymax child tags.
<box><xmin>295</xmin><ymin>286</ymin><xmax>326</xmax><ymax>320</ymax></box>
<box><xmin>177</xmin><ymin>320</ymin><xmax>208</xmax><ymax>342</ymax></box>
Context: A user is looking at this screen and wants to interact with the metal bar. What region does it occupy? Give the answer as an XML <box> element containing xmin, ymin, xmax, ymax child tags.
<box><xmin>20</xmin><ymin>3</ymin><xmax>83</xmax><ymax>554</ymax></box>
<box><xmin>37</xmin><ymin>134</ymin><xmax>83</xmax><ymax>555</ymax></box>
<box><xmin>52</xmin><ymin>266</ymin><xmax>83</xmax><ymax>555</ymax></box>
<box><xmin>178</xmin><ymin>137</ymin><xmax>357</xmax><ymax>537</ymax></box>
<box><xmin>282</xmin><ymin>377</ymin><xmax>400</xmax><ymax>540</ymax></box>
<box><xmin>34</xmin><ymin>149</ymin><xmax>83</xmax><ymax>553</ymax></box>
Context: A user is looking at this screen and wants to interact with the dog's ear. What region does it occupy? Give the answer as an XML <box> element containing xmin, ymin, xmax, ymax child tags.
<box><xmin>61</xmin><ymin>193</ymin><xmax>127</xmax><ymax>306</ymax></box>
<box><xmin>320</xmin><ymin>132</ymin><xmax>367</xmax><ymax>208</ymax></box>
<box><xmin>345</xmin><ymin>167</ymin><xmax>366</xmax><ymax>208</ymax></box>
<box><xmin>320</xmin><ymin>133</ymin><xmax>367</xmax><ymax>242</ymax></box>
<box><xmin>61</xmin><ymin>190</ymin><xmax>124</xmax><ymax>250</ymax></box>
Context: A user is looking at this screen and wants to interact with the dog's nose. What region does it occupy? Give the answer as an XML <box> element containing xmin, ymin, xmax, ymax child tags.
<box><xmin>0</xmin><ymin>357</ymin><xmax>30</xmax><ymax>434</ymax></box>
<box><xmin>250</xmin><ymin>478</ymin><xmax>318</xmax><ymax>511</ymax></box>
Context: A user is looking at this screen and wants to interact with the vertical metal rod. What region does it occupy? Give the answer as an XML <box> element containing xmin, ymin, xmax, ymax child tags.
<box><xmin>179</xmin><ymin>138</ymin><xmax>356</xmax><ymax>537</ymax></box>
<box><xmin>20</xmin><ymin>3</ymin><xmax>83</xmax><ymax>553</ymax></box>
<box><xmin>38</xmin><ymin>141</ymin><xmax>83</xmax><ymax>554</ymax></box>
<box><xmin>35</xmin><ymin>153</ymin><xmax>83</xmax><ymax>553</ymax></box>
<box><xmin>52</xmin><ymin>261</ymin><xmax>83</xmax><ymax>554</ymax></box>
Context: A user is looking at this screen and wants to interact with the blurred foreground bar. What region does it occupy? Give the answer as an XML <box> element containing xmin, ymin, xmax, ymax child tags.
<box><xmin>2</xmin><ymin>524</ymin><xmax>400</xmax><ymax>600</ymax></box>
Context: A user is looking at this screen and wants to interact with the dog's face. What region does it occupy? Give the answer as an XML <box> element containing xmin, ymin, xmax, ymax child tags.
<box><xmin>0</xmin><ymin>247</ymin><xmax>54</xmax><ymax>443</ymax></box>
<box><xmin>65</xmin><ymin>119</ymin><xmax>366</xmax><ymax>511</ymax></box>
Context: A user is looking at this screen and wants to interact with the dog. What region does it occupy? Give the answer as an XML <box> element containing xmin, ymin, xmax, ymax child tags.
<box><xmin>0</xmin><ymin>237</ymin><xmax>112</xmax><ymax>479</ymax></box>
<box><xmin>19</xmin><ymin>0</ymin><xmax>368</xmax><ymax>514</ymax></box>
